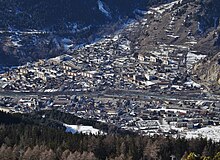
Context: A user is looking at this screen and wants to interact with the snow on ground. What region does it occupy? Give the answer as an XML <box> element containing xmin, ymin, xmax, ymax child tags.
<box><xmin>112</xmin><ymin>35</ymin><xmax>120</xmax><ymax>42</ymax></box>
<box><xmin>145</xmin><ymin>81</ymin><xmax>155</xmax><ymax>86</ymax></box>
<box><xmin>155</xmin><ymin>120</ymin><xmax>220</xmax><ymax>142</ymax></box>
<box><xmin>183</xmin><ymin>126</ymin><xmax>220</xmax><ymax>142</ymax></box>
<box><xmin>134</xmin><ymin>9</ymin><xmax>148</xmax><ymax>16</ymax></box>
<box><xmin>187</xmin><ymin>52</ymin><xmax>207</xmax><ymax>68</ymax></box>
<box><xmin>98</xmin><ymin>0</ymin><xmax>111</xmax><ymax>18</ymax></box>
<box><xmin>119</xmin><ymin>44</ymin><xmax>130</xmax><ymax>50</ymax></box>
<box><xmin>167</xmin><ymin>35</ymin><xmax>179</xmax><ymax>39</ymax></box>
<box><xmin>64</xmin><ymin>124</ymin><xmax>105</xmax><ymax>135</ymax></box>
<box><xmin>63</xmin><ymin>44</ymin><xmax>74</xmax><ymax>51</ymax></box>
<box><xmin>150</xmin><ymin>0</ymin><xmax>182</xmax><ymax>14</ymax></box>
<box><xmin>12</xmin><ymin>41</ymin><xmax>22</xmax><ymax>47</ymax></box>
<box><xmin>184</xmin><ymin>80</ymin><xmax>201</xmax><ymax>88</ymax></box>
<box><xmin>185</xmin><ymin>41</ymin><xmax>197</xmax><ymax>45</ymax></box>
<box><xmin>44</xmin><ymin>89</ymin><xmax>59</xmax><ymax>92</ymax></box>
<box><xmin>187</xmin><ymin>52</ymin><xmax>207</xmax><ymax>61</ymax></box>
<box><xmin>147</xmin><ymin>10</ymin><xmax>154</xmax><ymax>15</ymax></box>
<box><xmin>0</xmin><ymin>107</ymin><xmax>10</xmax><ymax>113</ymax></box>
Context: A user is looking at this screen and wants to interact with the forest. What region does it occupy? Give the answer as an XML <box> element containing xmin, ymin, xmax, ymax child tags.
<box><xmin>0</xmin><ymin>110</ymin><xmax>220</xmax><ymax>160</ymax></box>
<box><xmin>0</xmin><ymin>0</ymin><xmax>171</xmax><ymax>30</ymax></box>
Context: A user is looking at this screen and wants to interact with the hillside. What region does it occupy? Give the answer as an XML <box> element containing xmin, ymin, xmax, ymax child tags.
<box><xmin>0</xmin><ymin>0</ymin><xmax>172</xmax><ymax>66</ymax></box>
<box><xmin>0</xmin><ymin>0</ymin><xmax>168</xmax><ymax>30</ymax></box>
<box><xmin>193</xmin><ymin>52</ymin><xmax>220</xmax><ymax>93</ymax></box>
<box><xmin>128</xmin><ymin>0</ymin><xmax>220</xmax><ymax>56</ymax></box>
<box><xmin>121</xmin><ymin>0</ymin><xmax>220</xmax><ymax>91</ymax></box>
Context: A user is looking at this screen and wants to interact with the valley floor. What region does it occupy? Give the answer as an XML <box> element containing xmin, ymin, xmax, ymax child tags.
<box><xmin>0</xmin><ymin>0</ymin><xmax>219</xmax><ymax>142</ymax></box>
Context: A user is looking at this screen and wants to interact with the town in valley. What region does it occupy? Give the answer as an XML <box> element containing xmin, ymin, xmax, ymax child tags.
<box><xmin>0</xmin><ymin>0</ymin><xmax>220</xmax><ymax>141</ymax></box>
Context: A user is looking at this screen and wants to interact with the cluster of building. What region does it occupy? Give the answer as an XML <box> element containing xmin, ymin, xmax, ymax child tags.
<box><xmin>0</xmin><ymin>0</ymin><xmax>219</xmax><ymax>140</ymax></box>
<box><xmin>0</xmin><ymin>23</ymin><xmax>204</xmax><ymax>94</ymax></box>
<box><xmin>0</xmin><ymin>93</ymin><xmax>219</xmax><ymax>138</ymax></box>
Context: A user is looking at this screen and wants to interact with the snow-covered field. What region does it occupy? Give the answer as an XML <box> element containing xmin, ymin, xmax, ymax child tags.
<box><xmin>0</xmin><ymin>107</ymin><xmax>10</xmax><ymax>113</ymax></box>
<box><xmin>183</xmin><ymin>126</ymin><xmax>220</xmax><ymax>142</ymax></box>
<box><xmin>64</xmin><ymin>124</ymin><xmax>105</xmax><ymax>135</ymax></box>
<box><xmin>159</xmin><ymin>121</ymin><xmax>220</xmax><ymax>142</ymax></box>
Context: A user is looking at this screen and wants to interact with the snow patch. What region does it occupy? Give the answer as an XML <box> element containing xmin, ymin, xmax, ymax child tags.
<box><xmin>64</xmin><ymin>124</ymin><xmax>105</xmax><ymax>135</ymax></box>
<box><xmin>134</xmin><ymin>9</ymin><xmax>148</xmax><ymax>16</ymax></box>
<box><xmin>187</xmin><ymin>52</ymin><xmax>207</xmax><ymax>69</ymax></box>
<box><xmin>150</xmin><ymin>0</ymin><xmax>182</xmax><ymax>14</ymax></box>
<box><xmin>184</xmin><ymin>80</ymin><xmax>201</xmax><ymax>88</ymax></box>
<box><xmin>184</xmin><ymin>126</ymin><xmax>220</xmax><ymax>142</ymax></box>
<box><xmin>0</xmin><ymin>107</ymin><xmax>10</xmax><ymax>113</ymax></box>
<box><xmin>98</xmin><ymin>0</ymin><xmax>111</xmax><ymax>18</ymax></box>
<box><xmin>213</xmin><ymin>17</ymin><xmax>219</xmax><ymax>29</ymax></box>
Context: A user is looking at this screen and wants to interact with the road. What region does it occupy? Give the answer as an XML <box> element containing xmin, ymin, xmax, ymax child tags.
<box><xmin>0</xmin><ymin>89</ymin><xmax>219</xmax><ymax>102</ymax></box>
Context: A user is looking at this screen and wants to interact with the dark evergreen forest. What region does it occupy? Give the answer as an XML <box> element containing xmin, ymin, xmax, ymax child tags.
<box><xmin>0</xmin><ymin>0</ymin><xmax>170</xmax><ymax>30</ymax></box>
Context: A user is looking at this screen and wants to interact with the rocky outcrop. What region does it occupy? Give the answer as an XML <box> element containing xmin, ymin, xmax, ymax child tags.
<box><xmin>193</xmin><ymin>53</ymin><xmax>220</xmax><ymax>91</ymax></box>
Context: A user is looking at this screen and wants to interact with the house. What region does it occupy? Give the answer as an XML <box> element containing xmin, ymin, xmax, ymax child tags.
<box><xmin>36</xmin><ymin>71</ymin><xmax>47</xmax><ymax>81</ymax></box>
<box><xmin>106</xmin><ymin>109</ymin><xmax>117</xmax><ymax>115</ymax></box>
<box><xmin>19</xmin><ymin>68</ymin><xmax>28</xmax><ymax>74</ymax></box>
<box><xmin>48</xmin><ymin>57</ymin><xmax>61</xmax><ymax>65</ymax></box>
<box><xmin>80</xmin><ymin>71</ymin><xmax>97</xmax><ymax>78</ymax></box>
<box><xmin>138</xmin><ymin>53</ymin><xmax>145</xmax><ymax>62</ymax></box>
<box><xmin>145</xmin><ymin>74</ymin><xmax>158</xmax><ymax>81</ymax></box>
<box><xmin>66</xmin><ymin>69</ymin><xmax>78</xmax><ymax>77</ymax></box>
<box><xmin>150</xmin><ymin>56</ymin><xmax>157</xmax><ymax>63</ymax></box>
<box><xmin>190</xmin><ymin>118</ymin><xmax>203</xmax><ymax>124</ymax></box>
<box><xmin>176</xmin><ymin>122</ymin><xmax>187</xmax><ymax>128</ymax></box>
<box><xmin>165</xmin><ymin>117</ymin><xmax>178</xmax><ymax>123</ymax></box>
<box><xmin>63</xmin><ymin>61</ymin><xmax>78</xmax><ymax>71</ymax></box>
<box><xmin>18</xmin><ymin>97</ymin><xmax>37</xmax><ymax>108</ymax></box>
<box><xmin>215</xmin><ymin>102</ymin><xmax>220</xmax><ymax>108</ymax></box>
<box><xmin>187</xmin><ymin>123</ymin><xmax>194</xmax><ymax>129</ymax></box>
<box><xmin>53</xmin><ymin>96</ymin><xmax>71</xmax><ymax>107</ymax></box>
<box><xmin>136</xmin><ymin>120</ymin><xmax>160</xmax><ymax>130</ymax></box>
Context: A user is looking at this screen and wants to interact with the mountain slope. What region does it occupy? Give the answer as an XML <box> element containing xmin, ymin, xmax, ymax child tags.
<box><xmin>1</xmin><ymin>0</ymin><xmax>220</xmax><ymax>93</ymax></box>
<box><xmin>0</xmin><ymin>0</ymin><xmax>172</xmax><ymax>66</ymax></box>
<box><xmin>193</xmin><ymin>53</ymin><xmax>220</xmax><ymax>92</ymax></box>
<box><xmin>0</xmin><ymin>0</ymin><xmax>170</xmax><ymax>30</ymax></box>
<box><xmin>120</xmin><ymin>0</ymin><xmax>220</xmax><ymax>91</ymax></box>
<box><xmin>128</xmin><ymin>0</ymin><xmax>220</xmax><ymax>56</ymax></box>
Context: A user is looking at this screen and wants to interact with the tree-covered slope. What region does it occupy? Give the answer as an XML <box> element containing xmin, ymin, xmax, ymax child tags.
<box><xmin>0</xmin><ymin>0</ymin><xmax>170</xmax><ymax>30</ymax></box>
